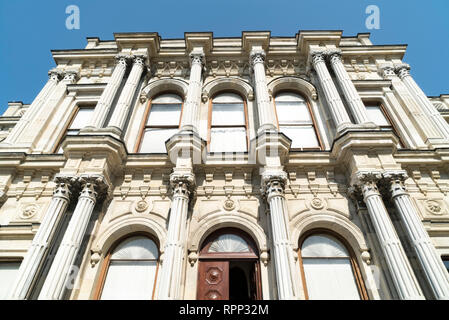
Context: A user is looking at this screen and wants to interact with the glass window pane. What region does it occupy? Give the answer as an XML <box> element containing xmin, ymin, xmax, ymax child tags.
<box><xmin>303</xmin><ymin>258</ymin><xmax>361</xmax><ymax>300</ymax></box>
<box><xmin>210</xmin><ymin>127</ymin><xmax>247</xmax><ymax>153</ymax></box>
<box><xmin>366</xmin><ymin>106</ymin><xmax>390</xmax><ymax>126</ymax></box>
<box><xmin>111</xmin><ymin>236</ymin><xmax>159</xmax><ymax>260</ymax></box>
<box><xmin>152</xmin><ymin>93</ymin><xmax>183</xmax><ymax>104</ymax></box>
<box><xmin>140</xmin><ymin>128</ymin><xmax>178</xmax><ymax>153</ymax></box>
<box><xmin>0</xmin><ymin>262</ymin><xmax>21</xmax><ymax>299</ymax></box>
<box><xmin>280</xmin><ymin>126</ymin><xmax>319</xmax><ymax>149</ymax></box>
<box><xmin>212</xmin><ymin>93</ymin><xmax>243</xmax><ymax>104</ymax></box>
<box><xmin>70</xmin><ymin>108</ymin><xmax>94</xmax><ymax>129</ymax></box>
<box><xmin>208</xmin><ymin>234</ymin><xmax>250</xmax><ymax>253</ymax></box>
<box><xmin>301</xmin><ymin>234</ymin><xmax>350</xmax><ymax>258</ymax></box>
<box><xmin>212</xmin><ymin>103</ymin><xmax>245</xmax><ymax>126</ymax></box>
<box><xmin>443</xmin><ymin>257</ymin><xmax>449</xmax><ymax>274</ymax></box>
<box><xmin>276</xmin><ymin>101</ymin><xmax>311</xmax><ymax>124</ymax></box>
<box><xmin>100</xmin><ymin>260</ymin><xmax>157</xmax><ymax>300</ymax></box>
<box><xmin>147</xmin><ymin>104</ymin><xmax>181</xmax><ymax>126</ymax></box>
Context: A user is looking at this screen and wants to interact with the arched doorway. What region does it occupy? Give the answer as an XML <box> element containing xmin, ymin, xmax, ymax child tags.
<box><xmin>197</xmin><ymin>228</ymin><xmax>262</xmax><ymax>300</ymax></box>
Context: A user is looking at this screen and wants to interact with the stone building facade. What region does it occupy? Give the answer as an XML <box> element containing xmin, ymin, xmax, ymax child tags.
<box><xmin>0</xmin><ymin>31</ymin><xmax>449</xmax><ymax>300</ymax></box>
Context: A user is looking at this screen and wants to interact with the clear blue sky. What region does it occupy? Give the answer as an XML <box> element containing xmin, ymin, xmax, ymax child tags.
<box><xmin>1</xmin><ymin>0</ymin><xmax>448</xmax><ymax>114</ymax></box>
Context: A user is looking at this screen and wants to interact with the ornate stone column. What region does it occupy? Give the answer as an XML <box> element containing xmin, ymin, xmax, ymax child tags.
<box><xmin>158</xmin><ymin>172</ymin><xmax>194</xmax><ymax>300</ymax></box>
<box><xmin>179</xmin><ymin>50</ymin><xmax>204</xmax><ymax>133</ymax></box>
<box><xmin>328</xmin><ymin>51</ymin><xmax>373</xmax><ymax>126</ymax></box>
<box><xmin>38</xmin><ymin>175</ymin><xmax>108</xmax><ymax>300</ymax></box>
<box><xmin>385</xmin><ymin>172</ymin><xmax>449</xmax><ymax>300</ymax></box>
<box><xmin>3</xmin><ymin>70</ymin><xmax>61</xmax><ymax>145</ymax></box>
<box><xmin>250</xmin><ymin>48</ymin><xmax>277</xmax><ymax>133</ymax></box>
<box><xmin>396</xmin><ymin>64</ymin><xmax>449</xmax><ymax>140</ymax></box>
<box><xmin>108</xmin><ymin>55</ymin><xmax>147</xmax><ymax>133</ymax></box>
<box><xmin>355</xmin><ymin>172</ymin><xmax>424</xmax><ymax>299</ymax></box>
<box><xmin>311</xmin><ymin>50</ymin><xmax>352</xmax><ymax>133</ymax></box>
<box><xmin>86</xmin><ymin>55</ymin><xmax>129</xmax><ymax>129</ymax></box>
<box><xmin>262</xmin><ymin>172</ymin><xmax>296</xmax><ymax>300</ymax></box>
<box><xmin>8</xmin><ymin>175</ymin><xmax>76</xmax><ymax>300</ymax></box>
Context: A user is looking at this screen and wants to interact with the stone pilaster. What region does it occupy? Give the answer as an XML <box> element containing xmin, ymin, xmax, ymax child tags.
<box><xmin>395</xmin><ymin>64</ymin><xmax>449</xmax><ymax>140</ymax></box>
<box><xmin>328</xmin><ymin>51</ymin><xmax>374</xmax><ymax>126</ymax></box>
<box><xmin>384</xmin><ymin>171</ymin><xmax>449</xmax><ymax>300</ymax></box>
<box><xmin>107</xmin><ymin>55</ymin><xmax>147</xmax><ymax>134</ymax></box>
<box><xmin>354</xmin><ymin>172</ymin><xmax>424</xmax><ymax>300</ymax></box>
<box><xmin>262</xmin><ymin>171</ymin><xmax>296</xmax><ymax>300</ymax></box>
<box><xmin>2</xmin><ymin>70</ymin><xmax>62</xmax><ymax>145</ymax></box>
<box><xmin>311</xmin><ymin>50</ymin><xmax>352</xmax><ymax>133</ymax></box>
<box><xmin>250</xmin><ymin>48</ymin><xmax>277</xmax><ymax>133</ymax></box>
<box><xmin>158</xmin><ymin>172</ymin><xmax>195</xmax><ymax>300</ymax></box>
<box><xmin>38</xmin><ymin>175</ymin><xmax>108</xmax><ymax>300</ymax></box>
<box><xmin>179</xmin><ymin>50</ymin><xmax>205</xmax><ymax>133</ymax></box>
<box><xmin>86</xmin><ymin>55</ymin><xmax>129</xmax><ymax>129</ymax></box>
<box><xmin>8</xmin><ymin>175</ymin><xmax>76</xmax><ymax>300</ymax></box>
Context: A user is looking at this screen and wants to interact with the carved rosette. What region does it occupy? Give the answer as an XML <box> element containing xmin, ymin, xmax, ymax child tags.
<box><xmin>249</xmin><ymin>49</ymin><xmax>266</xmax><ymax>67</ymax></box>
<box><xmin>78</xmin><ymin>175</ymin><xmax>109</xmax><ymax>202</ymax></box>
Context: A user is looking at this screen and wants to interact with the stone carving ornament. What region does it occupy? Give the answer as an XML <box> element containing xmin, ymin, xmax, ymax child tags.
<box><xmin>425</xmin><ymin>200</ymin><xmax>444</xmax><ymax>215</ymax></box>
<box><xmin>20</xmin><ymin>204</ymin><xmax>38</xmax><ymax>219</ymax></box>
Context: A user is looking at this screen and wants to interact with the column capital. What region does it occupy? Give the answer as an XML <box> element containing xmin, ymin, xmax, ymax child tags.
<box><xmin>170</xmin><ymin>172</ymin><xmax>196</xmax><ymax>197</ymax></box>
<box><xmin>382</xmin><ymin>170</ymin><xmax>409</xmax><ymax>198</ymax></box>
<box><xmin>309</xmin><ymin>49</ymin><xmax>326</xmax><ymax>65</ymax></box>
<box><xmin>53</xmin><ymin>174</ymin><xmax>77</xmax><ymax>201</ymax></box>
<box><xmin>249</xmin><ymin>48</ymin><xmax>266</xmax><ymax>67</ymax></box>
<box><xmin>326</xmin><ymin>49</ymin><xmax>343</xmax><ymax>63</ymax></box>
<box><xmin>115</xmin><ymin>54</ymin><xmax>131</xmax><ymax>67</ymax></box>
<box><xmin>132</xmin><ymin>54</ymin><xmax>148</xmax><ymax>67</ymax></box>
<box><xmin>353</xmin><ymin>171</ymin><xmax>383</xmax><ymax>199</ymax></box>
<box><xmin>380</xmin><ymin>65</ymin><xmax>396</xmax><ymax>79</ymax></box>
<box><xmin>61</xmin><ymin>71</ymin><xmax>79</xmax><ymax>83</ymax></box>
<box><xmin>394</xmin><ymin>63</ymin><xmax>411</xmax><ymax>80</ymax></box>
<box><xmin>261</xmin><ymin>171</ymin><xmax>287</xmax><ymax>200</ymax></box>
<box><xmin>78</xmin><ymin>174</ymin><xmax>109</xmax><ymax>201</ymax></box>
<box><xmin>48</xmin><ymin>69</ymin><xmax>63</xmax><ymax>82</ymax></box>
<box><xmin>189</xmin><ymin>51</ymin><xmax>205</xmax><ymax>66</ymax></box>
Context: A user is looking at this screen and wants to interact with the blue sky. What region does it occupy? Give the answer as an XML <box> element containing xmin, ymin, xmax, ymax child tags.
<box><xmin>1</xmin><ymin>0</ymin><xmax>448</xmax><ymax>114</ymax></box>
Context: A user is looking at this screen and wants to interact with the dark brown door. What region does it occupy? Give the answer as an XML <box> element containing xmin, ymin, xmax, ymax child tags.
<box><xmin>197</xmin><ymin>260</ymin><xmax>229</xmax><ymax>300</ymax></box>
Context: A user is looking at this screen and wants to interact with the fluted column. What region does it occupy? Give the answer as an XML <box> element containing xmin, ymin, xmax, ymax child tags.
<box><xmin>385</xmin><ymin>172</ymin><xmax>449</xmax><ymax>299</ymax></box>
<box><xmin>311</xmin><ymin>51</ymin><xmax>352</xmax><ymax>132</ymax></box>
<box><xmin>86</xmin><ymin>55</ymin><xmax>129</xmax><ymax>129</ymax></box>
<box><xmin>108</xmin><ymin>55</ymin><xmax>146</xmax><ymax>132</ymax></box>
<box><xmin>8</xmin><ymin>175</ymin><xmax>76</xmax><ymax>300</ymax></box>
<box><xmin>356</xmin><ymin>172</ymin><xmax>424</xmax><ymax>299</ymax></box>
<box><xmin>38</xmin><ymin>175</ymin><xmax>107</xmax><ymax>300</ymax></box>
<box><xmin>3</xmin><ymin>70</ymin><xmax>61</xmax><ymax>145</ymax></box>
<box><xmin>328</xmin><ymin>51</ymin><xmax>373</xmax><ymax>125</ymax></box>
<box><xmin>158</xmin><ymin>173</ymin><xmax>194</xmax><ymax>300</ymax></box>
<box><xmin>250</xmin><ymin>48</ymin><xmax>277</xmax><ymax>133</ymax></box>
<box><xmin>263</xmin><ymin>173</ymin><xmax>295</xmax><ymax>300</ymax></box>
<box><xmin>180</xmin><ymin>51</ymin><xmax>204</xmax><ymax>133</ymax></box>
<box><xmin>396</xmin><ymin>64</ymin><xmax>449</xmax><ymax>140</ymax></box>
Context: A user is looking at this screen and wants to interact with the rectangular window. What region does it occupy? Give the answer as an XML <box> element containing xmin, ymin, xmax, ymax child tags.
<box><xmin>56</xmin><ymin>107</ymin><xmax>95</xmax><ymax>153</ymax></box>
<box><xmin>0</xmin><ymin>261</ymin><xmax>21</xmax><ymax>299</ymax></box>
<box><xmin>364</xmin><ymin>101</ymin><xmax>403</xmax><ymax>148</ymax></box>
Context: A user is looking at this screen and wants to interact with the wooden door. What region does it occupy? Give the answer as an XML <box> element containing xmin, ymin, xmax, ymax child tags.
<box><xmin>197</xmin><ymin>260</ymin><xmax>229</xmax><ymax>300</ymax></box>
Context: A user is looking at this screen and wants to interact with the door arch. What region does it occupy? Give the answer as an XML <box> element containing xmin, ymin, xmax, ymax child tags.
<box><xmin>197</xmin><ymin>228</ymin><xmax>262</xmax><ymax>300</ymax></box>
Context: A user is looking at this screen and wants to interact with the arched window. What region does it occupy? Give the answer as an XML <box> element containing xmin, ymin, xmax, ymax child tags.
<box><xmin>136</xmin><ymin>93</ymin><xmax>183</xmax><ymax>153</ymax></box>
<box><xmin>273</xmin><ymin>92</ymin><xmax>322</xmax><ymax>150</ymax></box>
<box><xmin>299</xmin><ymin>233</ymin><xmax>368</xmax><ymax>300</ymax></box>
<box><xmin>96</xmin><ymin>235</ymin><xmax>159</xmax><ymax>300</ymax></box>
<box><xmin>208</xmin><ymin>92</ymin><xmax>248</xmax><ymax>153</ymax></box>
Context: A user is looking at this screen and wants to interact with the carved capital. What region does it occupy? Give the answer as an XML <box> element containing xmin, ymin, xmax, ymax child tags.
<box><xmin>327</xmin><ymin>49</ymin><xmax>342</xmax><ymax>64</ymax></box>
<box><xmin>133</xmin><ymin>54</ymin><xmax>148</xmax><ymax>67</ymax></box>
<box><xmin>395</xmin><ymin>63</ymin><xmax>411</xmax><ymax>80</ymax></box>
<box><xmin>78</xmin><ymin>174</ymin><xmax>109</xmax><ymax>202</ymax></box>
<box><xmin>310</xmin><ymin>50</ymin><xmax>326</xmax><ymax>65</ymax></box>
<box><xmin>48</xmin><ymin>70</ymin><xmax>63</xmax><ymax>82</ymax></box>
<box><xmin>354</xmin><ymin>171</ymin><xmax>382</xmax><ymax>199</ymax></box>
<box><xmin>382</xmin><ymin>171</ymin><xmax>408</xmax><ymax>199</ymax></box>
<box><xmin>170</xmin><ymin>172</ymin><xmax>196</xmax><ymax>198</ymax></box>
<box><xmin>380</xmin><ymin>66</ymin><xmax>396</xmax><ymax>79</ymax></box>
<box><xmin>115</xmin><ymin>54</ymin><xmax>130</xmax><ymax>67</ymax></box>
<box><xmin>249</xmin><ymin>49</ymin><xmax>266</xmax><ymax>67</ymax></box>
<box><xmin>261</xmin><ymin>171</ymin><xmax>288</xmax><ymax>200</ymax></box>
<box><xmin>53</xmin><ymin>175</ymin><xmax>77</xmax><ymax>201</ymax></box>
<box><xmin>190</xmin><ymin>52</ymin><xmax>205</xmax><ymax>66</ymax></box>
<box><xmin>62</xmin><ymin>71</ymin><xmax>79</xmax><ymax>83</ymax></box>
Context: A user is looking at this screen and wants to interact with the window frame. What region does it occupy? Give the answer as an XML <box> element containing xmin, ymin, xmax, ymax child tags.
<box><xmin>363</xmin><ymin>100</ymin><xmax>404</xmax><ymax>148</ymax></box>
<box><xmin>442</xmin><ymin>256</ymin><xmax>449</xmax><ymax>274</ymax></box>
<box><xmin>297</xmin><ymin>229</ymin><xmax>369</xmax><ymax>300</ymax></box>
<box><xmin>0</xmin><ymin>259</ymin><xmax>22</xmax><ymax>300</ymax></box>
<box><xmin>134</xmin><ymin>92</ymin><xmax>184</xmax><ymax>153</ymax></box>
<box><xmin>273</xmin><ymin>91</ymin><xmax>323</xmax><ymax>151</ymax></box>
<box><xmin>207</xmin><ymin>91</ymin><xmax>250</xmax><ymax>153</ymax></box>
<box><xmin>93</xmin><ymin>232</ymin><xmax>160</xmax><ymax>300</ymax></box>
<box><xmin>53</xmin><ymin>105</ymin><xmax>95</xmax><ymax>153</ymax></box>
